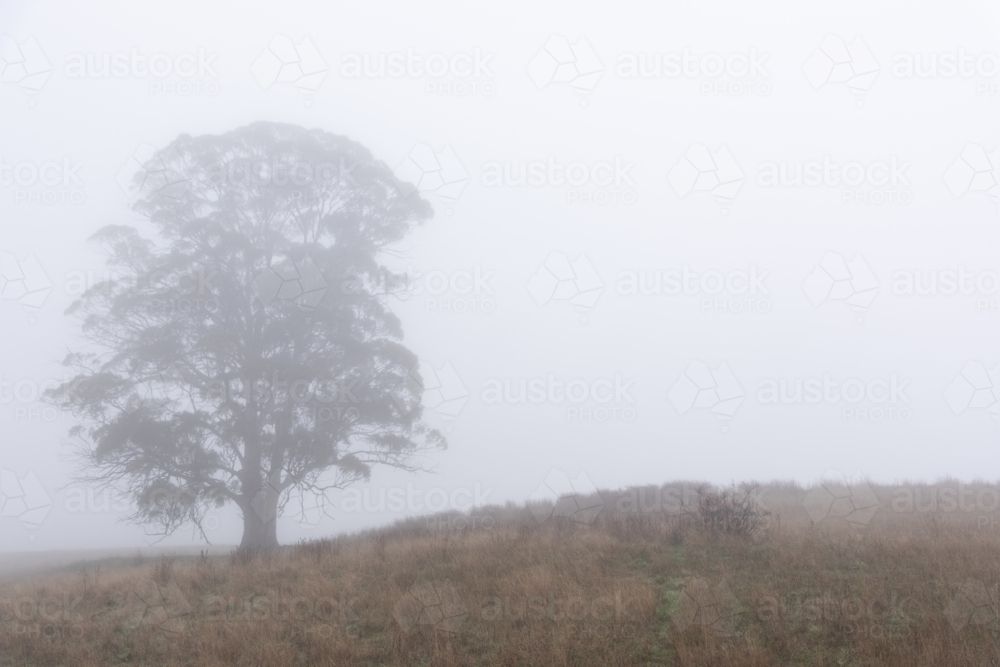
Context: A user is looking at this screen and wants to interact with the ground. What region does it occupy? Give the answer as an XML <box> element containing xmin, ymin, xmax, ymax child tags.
<box><xmin>1</xmin><ymin>481</ymin><xmax>999</xmax><ymax>666</ymax></box>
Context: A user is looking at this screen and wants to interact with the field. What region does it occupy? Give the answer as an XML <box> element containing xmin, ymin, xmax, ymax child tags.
<box><xmin>2</xmin><ymin>480</ymin><xmax>1000</xmax><ymax>666</ymax></box>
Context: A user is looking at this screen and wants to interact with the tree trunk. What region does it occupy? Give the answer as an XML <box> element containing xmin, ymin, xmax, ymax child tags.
<box><xmin>238</xmin><ymin>493</ymin><xmax>280</xmax><ymax>553</ymax></box>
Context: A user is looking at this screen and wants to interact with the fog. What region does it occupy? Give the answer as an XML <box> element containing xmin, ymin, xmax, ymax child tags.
<box><xmin>0</xmin><ymin>0</ymin><xmax>997</xmax><ymax>554</ymax></box>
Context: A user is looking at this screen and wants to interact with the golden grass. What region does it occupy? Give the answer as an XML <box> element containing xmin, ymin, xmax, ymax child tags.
<box><xmin>2</xmin><ymin>480</ymin><xmax>1000</xmax><ymax>666</ymax></box>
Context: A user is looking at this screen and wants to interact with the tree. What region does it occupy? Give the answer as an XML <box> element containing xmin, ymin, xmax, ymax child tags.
<box><xmin>48</xmin><ymin>122</ymin><xmax>445</xmax><ymax>552</ymax></box>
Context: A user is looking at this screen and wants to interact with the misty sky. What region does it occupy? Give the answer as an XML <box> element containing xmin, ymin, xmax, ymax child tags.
<box><xmin>1</xmin><ymin>0</ymin><xmax>998</xmax><ymax>552</ymax></box>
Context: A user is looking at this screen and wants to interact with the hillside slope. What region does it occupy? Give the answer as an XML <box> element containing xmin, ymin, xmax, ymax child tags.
<box><xmin>2</xmin><ymin>481</ymin><xmax>999</xmax><ymax>666</ymax></box>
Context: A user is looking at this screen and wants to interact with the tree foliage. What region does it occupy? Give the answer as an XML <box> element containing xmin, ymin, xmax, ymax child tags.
<box><xmin>48</xmin><ymin>122</ymin><xmax>444</xmax><ymax>550</ymax></box>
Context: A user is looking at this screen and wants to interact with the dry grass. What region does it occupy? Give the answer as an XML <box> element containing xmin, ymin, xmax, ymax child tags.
<box><xmin>2</xmin><ymin>480</ymin><xmax>1000</xmax><ymax>666</ymax></box>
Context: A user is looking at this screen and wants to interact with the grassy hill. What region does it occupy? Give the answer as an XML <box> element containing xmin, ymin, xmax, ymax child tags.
<box><xmin>2</xmin><ymin>480</ymin><xmax>999</xmax><ymax>666</ymax></box>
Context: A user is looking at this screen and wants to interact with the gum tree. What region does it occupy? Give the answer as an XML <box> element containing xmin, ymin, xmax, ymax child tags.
<box><xmin>48</xmin><ymin>122</ymin><xmax>444</xmax><ymax>552</ymax></box>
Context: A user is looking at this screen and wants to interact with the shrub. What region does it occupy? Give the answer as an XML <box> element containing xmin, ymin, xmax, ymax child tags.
<box><xmin>684</xmin><ymin>483</ymin><xmax>771</xmax><ymax>538</ymax></box>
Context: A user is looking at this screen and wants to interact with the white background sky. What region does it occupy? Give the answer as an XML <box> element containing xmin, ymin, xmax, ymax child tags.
<box><xmin>0</xmin><ymin>0</ymin><xmax>998</xmax><ymax>552</ymax></box>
